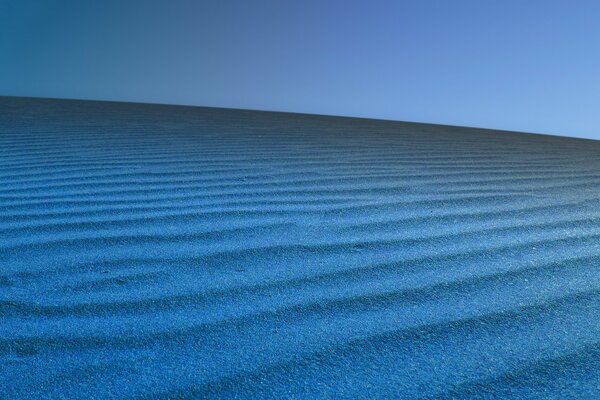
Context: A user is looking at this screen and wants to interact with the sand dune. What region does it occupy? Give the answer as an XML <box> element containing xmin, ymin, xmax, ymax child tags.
<box><xmin>1</xmin><ymin>96</ymin><xmax>600</xmax><ymax>399</ymax></box>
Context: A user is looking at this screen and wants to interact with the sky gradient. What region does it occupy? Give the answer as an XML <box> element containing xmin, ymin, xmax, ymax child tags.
<box><xmin>1</xmin><ymin>0</ymin><xmax>599</xmax><ymax>139</ymax></box>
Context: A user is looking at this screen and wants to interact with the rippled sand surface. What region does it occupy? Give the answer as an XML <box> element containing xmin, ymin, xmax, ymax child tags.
<box><xmin>2</xmin><ymin>97</ymin><xmax>600</xmax><ymax>399</ymax></box>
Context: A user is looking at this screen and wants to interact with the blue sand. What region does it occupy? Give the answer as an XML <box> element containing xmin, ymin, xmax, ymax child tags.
<box><xmin>1</xmin><ymin>96</ymin><xmax>600</xmax><ymax>399</ymax></box>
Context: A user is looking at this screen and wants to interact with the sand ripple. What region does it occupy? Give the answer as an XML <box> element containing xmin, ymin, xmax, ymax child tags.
<box><xmin>1</xmin><ymin>97</ymin><xmax>600</xmax><ymax>399</ymax></box>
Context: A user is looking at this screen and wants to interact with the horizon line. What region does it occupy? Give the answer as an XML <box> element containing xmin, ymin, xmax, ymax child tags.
<box><xmin>2</xmin><ymin>94</ymin><xmax>595</xmax><ymax>143</ymax></box>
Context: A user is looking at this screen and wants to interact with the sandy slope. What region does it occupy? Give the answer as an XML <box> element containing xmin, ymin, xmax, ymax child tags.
<box><xmin>1</xmin><ymin>96</ymin><xmax>600</xmax><ymax>399</ymax></box>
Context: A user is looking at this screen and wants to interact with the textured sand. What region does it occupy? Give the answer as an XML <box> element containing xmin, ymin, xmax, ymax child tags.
<box><xmin>1</xmin><ymin>97</ymin><xmax>600</xmax><ymax>399</ymax></box>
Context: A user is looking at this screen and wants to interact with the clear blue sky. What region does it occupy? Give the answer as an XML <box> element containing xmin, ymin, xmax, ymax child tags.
<box><xmin>1</xmin><ymin>0</ymin><xmax>599</xmax><ymax>139</ymax></box>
